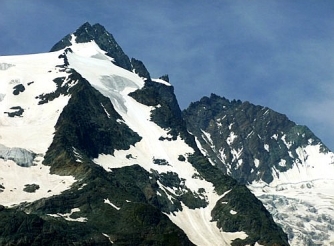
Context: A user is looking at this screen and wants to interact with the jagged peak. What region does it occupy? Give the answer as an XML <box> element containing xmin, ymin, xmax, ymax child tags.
<box><xmin>50</xmin><ymin>22</ymin><xmax>132</xmax><ymax>71</ymax></box>
<box><xmin>159</xmin><ymin>74</ymin><xmax>169</xmax><ymax>83</ymax></box>
<box><xmin>130</xmin><ymin>57</ymin><xmax>151</xmax><ymax>81</ymax></box>
<box><xmin>72</xmin><ymin>22</ymin><xmax>110</xmax><ymax>44</ymax></box>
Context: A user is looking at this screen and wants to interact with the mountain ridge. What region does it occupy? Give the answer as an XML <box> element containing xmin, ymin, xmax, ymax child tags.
<box><xmin>183</xmin><ymin>93</ymin><xmax>331</xmax><ymax>184</ymax></box>
<box><xmin>0</xmin><ymin>22</ymin><xmax>332</xmax><ymax>245</ymax></box>
<box><xmin>183</xmin><ymin>93</ymin><xmax>334</xmax><ymax>245</ymax></box>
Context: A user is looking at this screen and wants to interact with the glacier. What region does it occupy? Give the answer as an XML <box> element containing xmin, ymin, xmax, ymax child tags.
<box><xmin>248</xmin><ymin>144</ymin><xmax>334</xmax><ymax>245</ymax></box>
<box><xmin>0</xmin><ymin>143</ymin><xmax>35</xmax><ymax>167</ymax></box>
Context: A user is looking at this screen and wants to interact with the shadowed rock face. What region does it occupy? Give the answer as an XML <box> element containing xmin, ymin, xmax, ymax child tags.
<box><xmin>182</xmin><ymin>93</ymin><xmax>328</xmax><ymax>184</ymax></box>
<box><xmin>0</xmin><ymin>144</ymin><xmax>36</xmax><ymax>167</ymax></box>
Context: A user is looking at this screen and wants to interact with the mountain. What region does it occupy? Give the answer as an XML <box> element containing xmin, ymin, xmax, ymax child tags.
<box><xmin>0</xmin><ymin>22</ymin><xmax>330</xmax><ymax>245</ymax></box>
<box><xmin>183</xmin><ymin>94</ymin><xmax>334</xmax><ymax>245</ymax></box>
<box><xmin>0</xmin><ymin>22</ymin><xmax>288</xmax><ymax>246</ymax></box>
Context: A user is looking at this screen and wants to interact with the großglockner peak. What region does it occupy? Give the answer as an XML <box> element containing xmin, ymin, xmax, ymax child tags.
<box><xmin>0</xmin><ymin>22</ymin><xmax>330</xmax><ymax>245</ymax></box>
<box><xmin>50</xmin><ymin>22</ymin><xmax>133</xmax><ymax>71</ymax></box>
<box><xmin>0</xmin><ymin>22</ymin><xmax>287</xmax><ymax>245</ymax></box>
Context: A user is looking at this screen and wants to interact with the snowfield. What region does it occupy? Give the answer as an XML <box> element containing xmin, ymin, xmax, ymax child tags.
<box><xmin>0</xmin><ymin>51</ymin><xmax>76</xmax><ymax>207</ymax></box>
<box><xmin>249</xmin><ymin>144</ymin><xmax>334</xmax><ymax>245</ymax></box>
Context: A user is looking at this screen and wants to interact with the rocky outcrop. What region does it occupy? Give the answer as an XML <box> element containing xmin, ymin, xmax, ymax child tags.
<box><xmin>183</xmin><ymin>93</ymin><xmax>328</xmax><ymax>184</ymax></box>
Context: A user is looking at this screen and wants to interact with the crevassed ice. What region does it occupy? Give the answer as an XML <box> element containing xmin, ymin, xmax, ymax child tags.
<box><xmin>0</xmin><ymin>144</ymin><xmax>35</xmax><ymax>167</ymax></box>
<box><xmin>99</xmin><ymin>75</ymin><xmax>140</xmax><ymax>113</ymax></box>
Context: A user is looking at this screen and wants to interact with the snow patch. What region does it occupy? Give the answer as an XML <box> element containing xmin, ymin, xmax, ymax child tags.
<box><xmin>231</xmin><ymin>147</ymin><xmax>243</xmax><ymax>162</ymax></box>
<box><xmin>104</xmin><ymin>198</ymin><xmax>120</xmax><ymax>210</ymax></box>
<box><xmin>246</xmin><ymin>130</ymin><xmax>254</xmax><ymax>139</ymax></box>
<box><xmin>102</xmin><ymin>233</ymin><xmax>114</xmax><ymax>244</ymax></box>
<box><xmin>254</xmin><ymin>158</ymin><xmax>260</xmax><ymax>168</ymax></box>
<box><xmin>201</xmin><ymin>129</ymin><xmax>214</xmax><ymax>146</ymax></box>
<box><xmin>228</xmin><ymin>123</ymin><xmax>234</xmax><ymax>130</ymax></box>
<box><xmin>152</xmin><ymin>78</ymin><xmax>171</xmax><ymax>86</ymax></box>
<box><xmin>263</xmin><ymin>109</ymin><xmax>270</xmax><ymax>115</ymax></box>
<box><xmin>67</xmin><ymin>50</ymin><xmax>143</xmax><ymax>115</ymax></box>
<box><xmin>168</xmin><ymin>193</ymin><xmax>248</xmax><ymax>246</ymax></box>
<box><xmin>219</xmin><ymin>148</ymin><xmax>227</xmax><ymax>165</ymax></box>
<box><xmin>226</xmin><ymin>131</ymin><xmax>237</xmax><ymax>145</ymax></box>
<box><xmin>72</xmin><ymin>147</ymin><xmax>83</xmax><ymax>163</ymax></box>
<box><xmin>230</xmin><ymin>210</ymin><xmax>237</xmax><ymax>215</ymax></box>
<box><xmin>48</xmin><ymin>208</ymin><xmax>87</xmax><ymax>222</ymax></box>
<box><xmin>278</xmin><ymin>159</ymin><xmax>286</xmax><ymax>167</ymax></box>
<box><xmin>100</xmin><ymin>103</ymin><xmax>111</xmax><ymax>118</ymax></box>
<box><xmin>264</xmin><ymin>144</ymin><xmax>269</xmax><ymax>152</ymax></box>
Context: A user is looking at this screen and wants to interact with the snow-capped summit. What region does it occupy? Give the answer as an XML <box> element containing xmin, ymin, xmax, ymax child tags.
<box><xmin>51</xmin><ymin>22</ymin><xmax>133</xmax><ymax>71</ymax></box>
<box><xmin>0</xmin><ymin>22</ymin><xmax>331</xmax><ymax>245</ymax></box>
<box><xmin>0</xmin><ymin>22</ymin><xmax>289</xmax><ymax>245</ymax></box>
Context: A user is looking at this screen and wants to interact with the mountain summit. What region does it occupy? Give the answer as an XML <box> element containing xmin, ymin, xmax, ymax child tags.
<box><xmin>0</xmin><ymin>22</ymin><xmax>333</xmax><ymax>245</ymax></box>
<box><xmin>50</xmin><ymin>22</ymin><xmax>132</xmax><ymax>71</ymax></box>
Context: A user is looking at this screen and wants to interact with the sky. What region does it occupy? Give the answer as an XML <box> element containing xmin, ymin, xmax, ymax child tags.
<box><xmin>1</xmin><ymin>0</ymin><xmax>334</xmax><ymax>150</ymax></box>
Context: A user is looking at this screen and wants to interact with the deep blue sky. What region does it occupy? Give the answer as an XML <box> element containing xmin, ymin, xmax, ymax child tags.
<box><xmin>1</xmin><ymin>1</ymin><xmax>334</xmax><ymax>150</ymax></box>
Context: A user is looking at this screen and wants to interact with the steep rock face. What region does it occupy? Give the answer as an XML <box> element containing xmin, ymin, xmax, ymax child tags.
<box><xmin>50</xmin><ymin>22</ymin><xmax>132</xmax><ymax>71</ymax></box>
<box><xmin>130</xmin><ymin>57</ymin><xmax>151</xmax><ymax>81</ymax></box>
<box><xmin>43</xmin><ymin>67</ymin><xmax>141</xmax><ymax>176</ymax></box>
<box><xmin>183</xmin><ymin>93</ymin><xmax>329</xmax><ymax>184</ymax></box>
<box><xmin>129</xmin><ymin>79</ymin><xmax>187</xmax><ymax>140</ymax></box>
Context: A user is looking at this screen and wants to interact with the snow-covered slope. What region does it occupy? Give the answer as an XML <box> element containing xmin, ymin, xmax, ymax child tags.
<box><xmin>0</xmin><ymin>51</ymin><xmax>75</xmax><ymax>207</ymax></box>
<box><xmin>0</xmin><ymin>23</ymin><xmax>289</xmax><ymax>245</ymax></box>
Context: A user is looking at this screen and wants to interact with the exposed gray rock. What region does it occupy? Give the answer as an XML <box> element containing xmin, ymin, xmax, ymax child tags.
<box><xmin>13</xmin><ymin>84</ymin><xmax>25</xmax><ymax>95</ymax></box>
<box><xmin>4</xmin><ymin>106</ymin><xmax>24</xmax><ymax>117</ymax></box>
<box><xmin>23</xmin><ymin>184</ymin><xmax>40</xmax><ymax>193</ymax></box>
